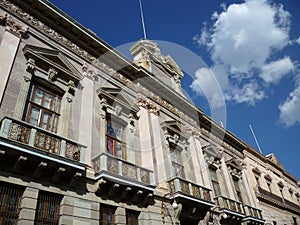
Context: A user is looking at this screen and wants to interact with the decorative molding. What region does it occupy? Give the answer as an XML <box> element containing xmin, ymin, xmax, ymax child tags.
<box><xmin>26</xmin><ymin>57</ymin><xmax>35</xmax><ymax>72</ymax></box>
<box><xmin>136</xmin><ymin>96</ymin><xmax>160</xmax><ymax>116</ymax></box>
<box><xmin>0</xmin><ymin>13</ymin><xmax>27</xmax><ymax>37</ymax></box>
<box><xmin>48</xmin><ymin>67</ymin><xmax>57</xmax><ymax>82</ymax></box>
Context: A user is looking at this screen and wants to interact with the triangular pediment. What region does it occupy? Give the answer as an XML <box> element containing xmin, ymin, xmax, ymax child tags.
<box><xmin>23</xmin><ymin>45</ymin><xmax>83</xmax><ymax>82</ymax></box>
<box><xmin>161</xmin><ymin>120</ymin><xmax>182</xmax><ymax>134</ymax></box>
<box><xmin>97</xmin><ymin>87</ymin><xmax>139</xmax><ymax>113</ymax></box>
<box><xmin>203</xmin><ymin>145</ymin><xmax>222</xmax><ymax>160</ymax></box>
<box><xmin>226</xmin><ymin>158</ymin><xmax>242</xmax><ymax>171</ymax></box>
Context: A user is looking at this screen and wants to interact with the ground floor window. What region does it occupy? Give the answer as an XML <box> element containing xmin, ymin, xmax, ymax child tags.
<box><xmin>100</xmin><ymin>205</ymin><xmax>116</xmax><ymax>225</ymax></box>
<box><xmin>34</xmin><ymin>191</ymin><xmax>62</xmax><ymax>225</ymax></box>
<box><xmin>126</xmin><ymin>209</ymin><xmax>139</xmax><ymax>225</ymax></box>
<box><xmin>0</xmin><ymin>182</ymin><xmax>24</xmax><ymax>225</ymax></box>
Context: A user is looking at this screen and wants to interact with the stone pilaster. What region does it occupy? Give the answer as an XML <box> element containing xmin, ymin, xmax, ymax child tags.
<box><xmin>115</xmin><ymin>207</ymin><xmax>126</xmax><ymax>225</ymax></box>
<box><xmin>0</xmin><ymin>14</ymin><xmax>27</xmax><ymax>105</ymax></box>
<box><xmin>150</xmin><ymin>110</ymin><xmax>168</xmax><ymax>188</ymax></box>
<box><xmin>78</xmin><ymin>76</ymin><xmax>94</xmax><ymax>165</ymax></box>
<box><xmin>17</xmin><ymin>186</ymin><xmax>38</xmax><ymax>225</ymax></box>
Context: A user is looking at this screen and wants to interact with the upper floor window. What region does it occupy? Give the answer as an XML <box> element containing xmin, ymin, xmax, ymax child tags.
<box><xmin>233</xmin><ymin>177</ymin><xmax>243</xmax><ymax>203</ymax></box>
<box><xmin>170</xmin><ymin>146</ymin><xmax>185</xmax><ymax>178</ymax></box>
<box><xmin>209</xmin><ymin>167</ymin><xmax>221</xmax><ymax>197</ymax></box>
<box><xmin>35</xmin><ymin>191</ymin><xmax>62</xmax><ymax>225</ymax></box>
<box><xmin>25</xmin><ymin>84</ymin><xmax>61</xmax><ymax>133</ymax></box>
<box><xmin>106</xmin><ymin>117</ymin><xmax>127</xmax><ymax>160</ymax></box>
<box><xmin>126</xmin><ymin>209</ymin><xmax>139</xmax><ymax>225</ymax></box>
<box><xmin>100</xmin><ymin>205</ymin><xmax>116</xmax><ymax>225</ymax></box>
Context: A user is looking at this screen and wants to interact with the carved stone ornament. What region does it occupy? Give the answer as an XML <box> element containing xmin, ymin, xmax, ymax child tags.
<box><xmin>48</xmin><ymin>67</ymin><xmax>58</xmax><ymax>81</ymax></box>
<box><xmin>68</xmin><ymin>80</ymin><xmax>75</xmax><ymax>94</ymax></box>
<box><xmin>0</xmin><ymin>13</ymin><xmax>27</xmax><ymax>38</ymax></box>
<box><xmin>136</xmin><ymin>96</ymin><xmax>160</xmax><ymax>116</ymax></box>
<box><xmin>26</xmin><ymin>58</ymin><xmax>35</xmax><ymax>72</ymax></box>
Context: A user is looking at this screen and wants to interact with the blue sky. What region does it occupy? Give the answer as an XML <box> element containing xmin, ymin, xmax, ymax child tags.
<box><xmin>49</xmin><ymin>0</ymin><xmax>300</xmax><ymax>180</ymax></box>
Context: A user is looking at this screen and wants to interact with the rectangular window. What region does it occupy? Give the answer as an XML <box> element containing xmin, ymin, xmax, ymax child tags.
<box><xmin>170</xmin><ymin>147</ymin><xmax>185</xmax><ymax>178</ymax></box>
<box><xmin>34</xmin><ymin>191</ymin><xmax>62</xmax><ymax>225</ymax></box>
<box><xmin>126</xmin><ymin>209</ymin><xmax>139</xmax><ymax>225</ymax></box>
<box><xmin>26</xmin><ymin>85</ymin><xmax>61</xmax><ymax>133</ymax></box>
<box><xmin>0</xmin><ymin>183</ymin><xmax>24</xmax><ymax>224</ymax></box>
<box><xmin>233</xmin><ymin>177</ymin><xmax>243</xmax><ymax>203</ymax></box>
<box><xmin>106</xmin><ymin>119</ymin><xmax>126</xmax><ymax>159</ymax></box>
<box><xmin>100</xmin><ymin>205</ymin><xmax>116</xmax><ymax>225</ymax></box>
<box><xmin>209</xmin><ymin>167</ymin><xmax>221</xmax><ymax>196</ymax></box>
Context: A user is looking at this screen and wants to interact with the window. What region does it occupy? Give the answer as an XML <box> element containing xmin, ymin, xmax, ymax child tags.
<box><xmin>126</xmin><ymin>209</ymin><xmax>139</xmax><ymax>225</ymax></box>
<box><xmin>106</xmin><ymin>118</ymin><xmax>126</xmax><ymax>159</ymax></box>
<box><xmin>35</xmin><ymin>191</ymin><xmax>62</xmax><ymax>225</ymax></box>
<box><xmin>209</xmin><ymin>167</ymin><xmax>221</xmax><ymax>196</ymax></box>
<box><xmin>233</xmin><ymin>177</ymin><xmax>243</xmax><ymax>203</ymax></box>
<box><xmin>170</xmin><ymin>147</ymin><xmax>185</xmax><ymax>178</ymax></box>
<box><xmin>266</xmin><ymin>181</ymin><xmax>272</xmax><ymax>193</ymax></box>
<box><xmin>25</xmin><ymin>84</ymin><xmax>61</xmax><ymax>133</ymax></box>
<box><xmin>255</xmin><ymin>176</ymin><xmax>261</xmax><ymax>187</ymax></box>
<box><xmin>293</xmin><ymin>217</ymin><xmax>297</xmax><ymax>225</ymax></box>
<box><xmin>100</xmin><ymin>205</ymin><xmax>116</xmax><ymax>225</ymax></box>
<box><xmin>0</xmin><ymin>183</ymin><xmax>24</xmax><ymax>224</ymax></box>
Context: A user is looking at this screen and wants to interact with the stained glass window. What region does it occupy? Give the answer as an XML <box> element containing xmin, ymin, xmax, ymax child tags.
<box><xmin>106</xmin><ymin>118</ymin><xmax>126</xmax><ymax>160</ymax></box>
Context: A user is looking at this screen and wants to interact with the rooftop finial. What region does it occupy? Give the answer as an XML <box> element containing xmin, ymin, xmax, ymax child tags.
<box><xmin>138</xmin><ymin>0</ymin><xmax>147</xmax><ymax>39</ymax></box>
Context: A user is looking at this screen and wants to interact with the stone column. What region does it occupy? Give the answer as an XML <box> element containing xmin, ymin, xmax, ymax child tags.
<box><xmin>220</xmin><ymin>158</ymin><xmax>235</xmax><ymax>199</ymax></box>
<box><xmin>242</xmin><ymin>166</ymin><xmax>258</xmax><ymax>207</ymax></box>
<box><xmin>138</xmin><ymin>106</ymin><xmax>155</xmax><ymax>177</ymax></box>
<box><xmin>0</xmin><ymin>14</ymin><xmax>27</xmax><ymax>105</ymax></box>
<box><xmin>17</xmin><ymin>186</ymin><xmax>38</xmax><ymax>225</ymax></box>
<box><xmin>78</xmin><ymin>76</ymin><xmax>94</xmax><ymax>165</ymax></box>
<box><xmin>150</xmin><ymin>110</ymin><xmax>168</xmax><ymax>188</ymax></box>
<box><xmin>190</xmin><ymin>134</ymin><xmax>209</xmax><ymax>187</ymax></box>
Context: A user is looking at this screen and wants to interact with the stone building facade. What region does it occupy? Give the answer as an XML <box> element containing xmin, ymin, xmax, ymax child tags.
<box><xmin>0</xmin><ymin>0</ymin><xmax>299</xmax><ymax>225</ymax></box>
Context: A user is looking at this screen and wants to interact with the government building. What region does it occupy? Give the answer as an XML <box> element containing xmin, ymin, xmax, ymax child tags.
<box><xmin>0</xmin><ymin>0</ymin><xmax>299</xmax><ymax>224</ymax></box>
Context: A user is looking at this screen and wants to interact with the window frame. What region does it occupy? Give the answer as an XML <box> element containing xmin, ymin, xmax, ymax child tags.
<box><xmin>170</xmin><ymin>145</ymin><xmax>185</xmax><ymax>179</ymax></box>
<box><xmin>34</xmin><ymin>191</ymin><xmax>62</xmax><ymax>225</ymax></box>
<box><xmin>232</xmin><ymin>176</ymin><xmax>243</xmax><ymax>203</ymax></box>
<box><xmin>126</xmin><ymin>209</ymin><xmax>139</xmax><ymax>225</ymax></box>
<box><xmin>100</xmin><ymin>205</ymin><xmax>116</xmax><ymax>225</ymax></box>
<box><xmin>106</xmin><ymin>117</ymin><xmax>127</xmax><ymax>160</ymax></box>
<box><xmin>209</xmin><ymin>167</ymin><xmax>221</xmax><ymax>197</ymax></box>
<box><xmin>25</xmin><ymin>84</ymin><xmax>61</xmax><ymax>133</ymax></box>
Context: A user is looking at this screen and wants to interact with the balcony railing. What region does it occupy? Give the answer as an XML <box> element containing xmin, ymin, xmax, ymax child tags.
<box><xmin>215</xmin><ymin>196</ymin><xmax>244</xmax><ymax>214</ymax></box>
<box><xmin>243</xmin><ymin>205</ymin><xmax>263</xmax><ymax>219</ymax></box>
<box><xmin>0</xmin><ymin>117</ymin><xmax>86</xmax><ymax>163</ymax></box>
<box><xmin>168</xmin><ymin>177</ymin><xmax>213</xmax><ymax>203</ymax></box>
<box><xmin>92</xmin><ymin>153</ymin><xmax>154</xmax><ymax>185</ymax></box>
<box><xmin>256</xmin><ymin>187</ymin><xmax>300</xmax><ymax>214</ymax></box>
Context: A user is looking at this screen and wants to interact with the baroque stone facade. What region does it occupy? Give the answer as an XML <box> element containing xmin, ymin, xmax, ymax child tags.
<box><xmin>0</xmin><ymin>1</ymin><xmax>299</xmax><ymax>225</ymax></box>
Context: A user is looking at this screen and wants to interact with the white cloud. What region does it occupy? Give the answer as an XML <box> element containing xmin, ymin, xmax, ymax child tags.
<box><xmin>260</xmin><ymin>57</ymin><xmax>294</xmax><ymax>84</ymax></box>
<box><xmin>190</xmin><ymin>67</ymin><xmax>226</xmax><ymax>108</ymax></box>
<box><xmin>279</xmin><ymin>84</ymin><xmax>300</xmax><ymax>127</ymax></box>
<box><xmin>193</xmin><ymin>0</ymin><xmax>295</xmax><ymax>107</ymax></box>
<box><xmin>296</xmin><ymin>36</ymin><xmax>300</xmax><ymax>45</ymax></box>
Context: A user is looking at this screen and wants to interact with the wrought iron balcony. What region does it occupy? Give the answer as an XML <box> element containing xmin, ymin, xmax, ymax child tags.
<box><xmin>243</xmin><ymin>205</ymin><xmax>263</xmax><ymax>219</ymax></box>
<box><xmin>0</xmin><ymin>117</ymin><xmax>86</xmax><ymax>163</ymax></box>
<box><xmin>92</xmin><ymin>153</ymin><xmax>154</xmax><ymax>185</ymax></box>
<box><xmin>215</xmin><ymin>195</ymin><xmax>244</xmax><ymax>214</ymax></box>
<box><xmin>168</xmin><ymin>177</ymin><xmax>213</xmax><ymax>204</ymax></box>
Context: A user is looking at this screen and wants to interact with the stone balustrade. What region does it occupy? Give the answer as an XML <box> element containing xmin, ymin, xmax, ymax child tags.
<box><xmin>168</xmin><ymin>177</ymin><xmax>213</xmax><ymax>202</ymax></box>
<box><xmin>92</xmin><ymin>153</ymin><xmax>154</xmax><ymax>185</ymax></box>
<box><xmin>0</xmin><ymin>117</ymin><xmax>86</xmax><ymax>163</ymax></box>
